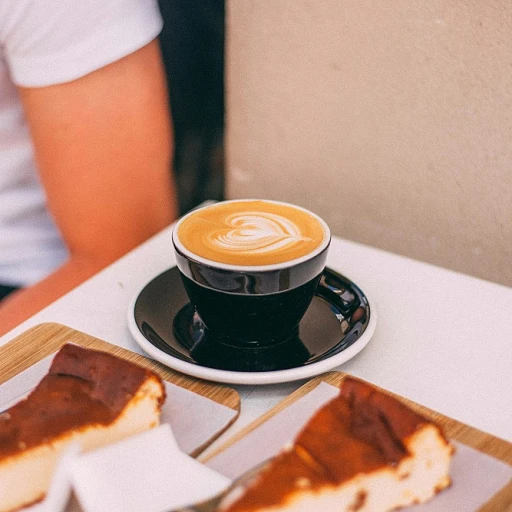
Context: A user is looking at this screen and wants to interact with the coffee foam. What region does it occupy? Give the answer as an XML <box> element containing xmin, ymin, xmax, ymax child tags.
<box><xmin>175</xmin><ymin>200</ymin><xmax>328</xmax><ymax>267</ymax></box>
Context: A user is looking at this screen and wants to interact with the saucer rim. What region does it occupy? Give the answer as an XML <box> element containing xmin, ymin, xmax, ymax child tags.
<box><xmin>127</xmin><ymin>267</ymin><xmax>377</xmax><ymax>385</ymax></box>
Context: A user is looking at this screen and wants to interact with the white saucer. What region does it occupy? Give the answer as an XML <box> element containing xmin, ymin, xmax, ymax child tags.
<box><xmin>127</xmin><ymin>267</ymin><xmax>377</xmax><ymax>385</ymax></box>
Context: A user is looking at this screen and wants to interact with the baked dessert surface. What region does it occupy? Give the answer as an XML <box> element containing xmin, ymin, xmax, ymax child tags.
<box><xmin>222</xmin><ymin>377</ymin><xmax>454</xmax><ymax>512</ymax></box>
<box><xmin>0</xmin><ymin>343</ymin><xmax>165</xmax><ymax>512</ymax></box>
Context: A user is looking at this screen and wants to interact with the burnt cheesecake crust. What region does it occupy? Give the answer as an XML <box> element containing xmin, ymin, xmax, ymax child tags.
<box><xmin>223</xmin><ymin>377</ymin><xmax>454</xmax><ymax>512</ymax></box>
<box><xmin>0</xmin><ymin>343</ymin><xmax>165</xmax><ymax>512</ymax></box>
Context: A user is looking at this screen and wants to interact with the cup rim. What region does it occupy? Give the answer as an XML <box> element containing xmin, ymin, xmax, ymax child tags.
<box><xmin>172</xmin><ymin>199</ymin><xmax>331</xmax><ymax>272</ymax></box>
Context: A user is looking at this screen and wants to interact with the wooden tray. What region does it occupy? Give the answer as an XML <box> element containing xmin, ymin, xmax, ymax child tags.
<box><xmin>0</xmin><ymin>322</ymin><xmax>240</xmax><ymax>456</ymax></box>
<box><xmin>202</xmin><ymin>372</ymin><xmax>512</xmax><ymax>512</ymax></box>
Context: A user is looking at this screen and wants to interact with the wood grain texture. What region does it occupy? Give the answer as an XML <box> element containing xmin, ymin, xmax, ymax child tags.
<box><xmin>0</xmin><ymin>323</ymin><xmax>241</xmax><ymax>456</ymax></box>
<box><xmin>201</xmin><ymin>372</ymin><xmax>512</xmax><ymax>511</ymax></box>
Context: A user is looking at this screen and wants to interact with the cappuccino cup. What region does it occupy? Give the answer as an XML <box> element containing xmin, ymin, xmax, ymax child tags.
<box><xmin>172</xmin><ymin>199</ymin><xmax>331</xmax><ymax>370</ymax></box>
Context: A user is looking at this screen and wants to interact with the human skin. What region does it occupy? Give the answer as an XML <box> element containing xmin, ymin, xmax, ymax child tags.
<box><xmin>0</xmin><ymin>40</ymin><xmax>177</xmax><ymax>335</ymax></box>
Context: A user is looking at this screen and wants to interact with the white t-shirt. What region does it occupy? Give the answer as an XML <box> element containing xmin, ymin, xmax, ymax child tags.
<box><xmin>0</xmin><ymin>0</ymin><xmax>163</xmax><ymax>287</ymax></box>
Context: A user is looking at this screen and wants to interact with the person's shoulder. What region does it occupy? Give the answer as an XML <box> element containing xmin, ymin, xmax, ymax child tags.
<box><xmin>2</xmin><ymin>0</ymin><xmax>164</xmax><ymax>88</ymax></box>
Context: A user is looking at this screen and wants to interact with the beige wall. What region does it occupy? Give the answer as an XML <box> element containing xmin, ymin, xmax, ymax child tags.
<box><xmin>225</xmin><ymin>1</ymin><xmax>512</xmax><ymax>286</ymax></box>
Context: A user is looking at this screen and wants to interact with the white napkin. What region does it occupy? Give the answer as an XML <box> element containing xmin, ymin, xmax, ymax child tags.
<box><xmin>71</xmin><ymin>424</ymin><xmax>230</xmax><ymax>512</ymax></box>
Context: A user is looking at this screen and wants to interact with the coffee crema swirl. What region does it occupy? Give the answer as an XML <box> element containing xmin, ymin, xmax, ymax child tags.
<box><xmin>176</xmin><ymin>200</ymin><xmax>328</xmax><ymax>266</ymax></box>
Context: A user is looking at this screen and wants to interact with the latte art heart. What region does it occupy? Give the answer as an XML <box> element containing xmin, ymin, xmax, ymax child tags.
<box><xmin>176</xmin><ymin>200</ymin><xmax>327</xmax><ymax>266</ymax></box>
<box><xmin>208</xmin><ymin>213</ymin><xmax>309</xmax><ymax>255</ymax></box>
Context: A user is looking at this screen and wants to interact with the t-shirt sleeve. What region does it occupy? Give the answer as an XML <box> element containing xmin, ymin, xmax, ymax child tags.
<box><xmin>1</xmin><ymin>0</ymin><xmax>163</xmax><ymax>87</ymax></box>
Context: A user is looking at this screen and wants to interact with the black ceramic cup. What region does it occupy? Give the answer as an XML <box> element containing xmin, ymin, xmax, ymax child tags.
<box><xmin>171</xmin><ymin>199</ymin><xmax>331</xmax><ymax>367</ymax></box>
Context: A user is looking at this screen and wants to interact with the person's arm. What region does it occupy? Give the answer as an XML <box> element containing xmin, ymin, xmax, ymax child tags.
<box><xmin>0</xmin><ymin>40</ymin><xmax>177</xmax><ymax>335</ymax></box>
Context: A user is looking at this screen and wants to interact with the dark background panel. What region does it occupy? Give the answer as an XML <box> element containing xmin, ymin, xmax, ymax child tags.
<box><xmin>158</xmin><ymin>0</ymin><xmax>225</xmax><ymax>214</ymax></box>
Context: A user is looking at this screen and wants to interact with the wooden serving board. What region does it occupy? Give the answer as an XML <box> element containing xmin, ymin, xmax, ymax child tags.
<box><xmin>0</xmin><ymin>322</ymin><xmax>240</xmax><ymax>456</ymax></box>
<box><xmin>202</xmin><ymin>372</ymin><xmax>512</xmax><ymax>512</ymax></box>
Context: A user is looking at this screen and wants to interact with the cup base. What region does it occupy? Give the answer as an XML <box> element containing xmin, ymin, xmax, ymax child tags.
<box><xmin>172</xmin><ymin>303</ymin><xmax>311</xmax><ymax>372</ymax></box>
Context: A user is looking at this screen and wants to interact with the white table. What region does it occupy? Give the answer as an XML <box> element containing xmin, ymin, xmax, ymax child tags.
<box><xmin>2</xmin><ymin>226</ymin><xmax>511</xmax><ymax>448</ymax></box>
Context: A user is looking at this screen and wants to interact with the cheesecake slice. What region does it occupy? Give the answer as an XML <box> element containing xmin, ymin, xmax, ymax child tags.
<box><xmin>223</xmin><ymin>377</ymin><xmax>454</xmax><ymax>512</ymax></box>
<box><xmin>0</xmin><ymin>343</ymin><xmax>165</xmax><ymax>512</ymax></box>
